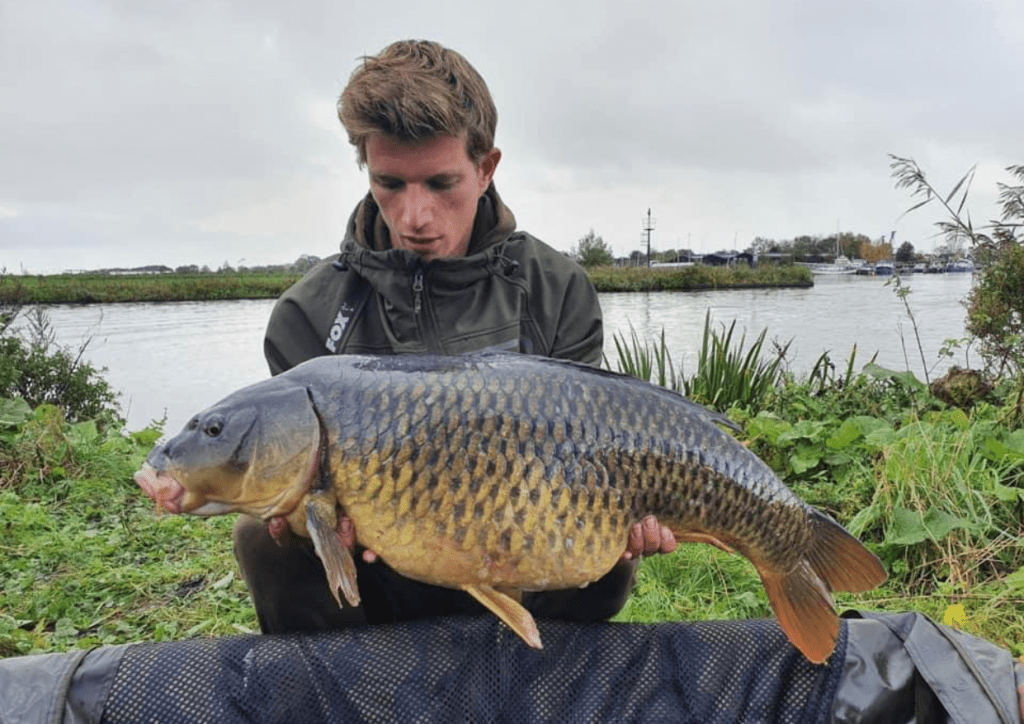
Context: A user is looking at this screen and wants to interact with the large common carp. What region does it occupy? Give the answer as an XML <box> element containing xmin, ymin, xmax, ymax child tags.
<box><xmin>134</xmin><ymin>353</ymin><xmax>885</xmax><ymax>663</ymax></box>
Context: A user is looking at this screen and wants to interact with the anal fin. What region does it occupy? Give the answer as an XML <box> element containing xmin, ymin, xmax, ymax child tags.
<box><xmin>464</xmin><ymin>584</ymin><xmax>542</xmax><ymax>649</ymax></box>
<box><xmin>674</xmin><ymin>531</ymin><xmax>736</xmax><ymax>554</ymax></box>
<box><xmin>306</xmin><ymin>495</ymin><xmax>360</xmax><ymax>607</ymax></box>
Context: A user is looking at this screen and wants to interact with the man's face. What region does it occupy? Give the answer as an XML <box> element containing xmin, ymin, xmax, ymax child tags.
<box><xmin>365</xmin><ymin>133</ymin><xmax>501</xmax><ymax>261</ymax></box>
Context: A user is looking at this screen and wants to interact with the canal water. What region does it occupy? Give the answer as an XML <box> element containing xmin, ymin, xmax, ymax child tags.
<box><xmin>35</xmin><ymin>273</ymin><xmax>975</xmax><ymax>436</ymax></box>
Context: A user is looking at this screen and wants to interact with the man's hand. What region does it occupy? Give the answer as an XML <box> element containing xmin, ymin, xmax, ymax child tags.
<box><xmin>338</xmin><ymin>515</ymin><xmax>378</xmax><ymax>563</ymax></box>
<box><xmin>623</xmin><ymin>515</ymin><xmax>677</xmax><ymax>561</ymax></box>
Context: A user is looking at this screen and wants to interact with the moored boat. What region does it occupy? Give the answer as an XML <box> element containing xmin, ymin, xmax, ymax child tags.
<box><xmin>945</xmin><ymin>258</ymin><xmax>975</xmax><ymax>273</ymax></box>
<box><xmin>807</xmin><ymin>255</ymin><xmax>862</xmax><ymax>275</ymax></box>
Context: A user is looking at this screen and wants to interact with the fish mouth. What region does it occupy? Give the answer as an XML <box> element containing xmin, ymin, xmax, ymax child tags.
<box><xmin>133</xmin><ymin>462</ymin><xmax>186</xmax><ymax>514</ymax></box>
<box><xmin>133</xmin><ymin>463</ymin><xmax>249</xmax><ymax>516</ymax></box>
<box><xmin>133</xmin><ymin>462</ymin><xmax>298</xmax><ymax>518</ymax></box>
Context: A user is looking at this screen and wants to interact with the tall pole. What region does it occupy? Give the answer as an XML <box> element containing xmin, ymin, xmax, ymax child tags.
<box><xmin>643</xmin><ymin>208</ymin><xmax>656</xmax><ymax>267</ymax></box>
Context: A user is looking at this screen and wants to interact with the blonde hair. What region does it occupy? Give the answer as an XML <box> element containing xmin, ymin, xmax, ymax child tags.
<box><xmin>338</xmin><ymin>40</ymin><xmax>497</xmax><ymax>166</ymax></box>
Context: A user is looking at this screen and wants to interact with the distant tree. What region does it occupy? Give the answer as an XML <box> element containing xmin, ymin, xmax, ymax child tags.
<box><xmin>293</xmin><ymin>254</ymin><xmax>321</xmax><ymax>273</ymax></box>
<box><xmin>791</xmin><ymin>235</ymin><xmax>822</xmax><ymax>258</ymax></box>
<box><xmin>572</xmin><ymin>229</ymin><xmax>615</xmax><ymax>268</ymax></box>
<box><xmin>750</xmin><ymin>237</ymin><xmax>778</xmax><ymax>255</ymax></box>
<box><xmin>654</xmin><ymin>248</ymin><xmax>677</xmax><ymax>264</ymax></box>
<box><xmin>838</xmin><ymin>233</ymin><xmax>871</xmax><ymax>259</ymax></box>
<box><xmin>859</xmin><ymin>237</ymin><xmax>893</xmax><ymax>264</ymax></box>
<box><xmin>627</xmin><ymin>250</ymin><xmax>647</xmax><ymax>266</ymax></box>
<box><xmin>175</xmin><ymin>265</ymin><xmax>200</xmax><ymax>274</ymax></box>
<box><xmin>895</xmin><ymin>241</ymin><xmax>916</xmax><ymax>263</ymax></box>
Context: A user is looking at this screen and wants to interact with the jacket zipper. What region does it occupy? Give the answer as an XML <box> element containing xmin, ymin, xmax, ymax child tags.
<box><xmin>412</xmin><ymin>268</ymin><xmax>424</xmax><ymax>315</ymax></box>
<box><xmin>411</xmin><ymin>266</ymin><xmax>445</xmax><ymax>354</ymax></box>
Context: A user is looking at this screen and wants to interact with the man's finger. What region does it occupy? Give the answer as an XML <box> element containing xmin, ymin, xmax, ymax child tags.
<box><xmin>641</xmin><ymin>515</ymin><xmax>661</xmax><ymax>553</ymax></box>
<box><xmin>659</xmin><ymin>524</ymin><xmax>678</xmax><ymax>554</ymax></box>
<box><xmin>626</xmin><ymin>522</ymin><xmax>644</xmax><ymax>560</ymax></box>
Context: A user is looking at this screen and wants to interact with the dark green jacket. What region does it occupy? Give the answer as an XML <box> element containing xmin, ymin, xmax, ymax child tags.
<box><xmin>265</xmin><ymin>185</ymin><xmax>602</xmax><ymax>374</ymax></box>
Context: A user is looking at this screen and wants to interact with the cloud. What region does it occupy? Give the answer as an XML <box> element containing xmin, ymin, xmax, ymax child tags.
<box><xmin>1</xmin><ymin>0</ymin><xmax>1019</xmax><ymax>272</ymax></box>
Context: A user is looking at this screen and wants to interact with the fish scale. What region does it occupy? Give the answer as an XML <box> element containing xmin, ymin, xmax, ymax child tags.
<box><xmin>135</xmin><ymin>352</ymin><xmax>886</xmax><ymax>662</ymax></box>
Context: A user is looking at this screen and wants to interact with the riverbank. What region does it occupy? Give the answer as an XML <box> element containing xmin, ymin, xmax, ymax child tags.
<box><xmin>0</xmin><ymin>265</ymin><xmax>813</xmax><ymax>304</ymax></box>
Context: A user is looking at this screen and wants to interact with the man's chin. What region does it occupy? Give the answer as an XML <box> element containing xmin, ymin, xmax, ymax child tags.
<box><xmin>395</xmin><ymin>237</ymin><xmax>470</xmax><ymax>261</ymax></box>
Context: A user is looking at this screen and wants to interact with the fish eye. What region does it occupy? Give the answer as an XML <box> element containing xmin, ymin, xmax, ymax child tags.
<box><xmin>203</xmin><ymin>419</ymin><xmax>224</xmax><ymax>438</ymax></box>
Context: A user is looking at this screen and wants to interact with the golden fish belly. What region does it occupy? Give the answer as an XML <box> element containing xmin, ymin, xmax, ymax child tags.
<box><xmin>338</xmin><ymin>458</ymin><xmax>633</xmax><ymax>591</ymax></box>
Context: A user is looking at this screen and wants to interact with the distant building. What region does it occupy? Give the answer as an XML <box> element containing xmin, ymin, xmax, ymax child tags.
<box><xmin>702</xmin><ymin>251</ymin><xmax>754</xmax><ymax>267</ymax></box>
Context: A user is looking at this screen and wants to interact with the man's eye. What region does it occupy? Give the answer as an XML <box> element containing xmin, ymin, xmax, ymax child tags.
<box><xmin>375</xmin><ymin>179</ymin><xmax>403</xmax><ymax>190</ymax></box>
<box><xmin>428</xmin><ymin>178</ymin><xmax>456</xmax><ymax>191</ymax></box>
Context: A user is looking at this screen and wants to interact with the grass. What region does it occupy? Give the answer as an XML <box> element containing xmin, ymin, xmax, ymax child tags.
<box><xmin>0</xmin><ymin>265</ymin><xmax>812</xmax><ymax>305</ymax></box>
<box><xmin>587</xmin><ymin>263</ymin><xmax>812</xmax><ymax>292</ymax></box>
<box><xmin>0</xmin><ymin>272</ymin><xmax>303</xmax><ymax>304</ymax></box>
<box><xmin>0</xmin><ymin>408</ymin><xmax>258</xmax><ymax>656</ymax></box>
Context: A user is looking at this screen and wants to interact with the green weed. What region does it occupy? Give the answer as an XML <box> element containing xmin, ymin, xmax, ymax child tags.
<box><xmin>0</xmin><ymin>407</ymin><xmax>257</xmax><ymax>656</ymax></box>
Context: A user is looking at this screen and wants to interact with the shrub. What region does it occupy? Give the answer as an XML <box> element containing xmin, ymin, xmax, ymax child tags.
<box><xmin>0</xmin><ymin>306</ymin><xmax>119</xmax><ymax>423</ymax></box>
<box><xmin>890</xmin><ymin>157</ymin><xmax>1024</xmax><ymax>378</ymax></box>
<box><xmin>966</xmin><ymin>238</ymin><xmax>1024</xmax><ymax>376</ymax></box>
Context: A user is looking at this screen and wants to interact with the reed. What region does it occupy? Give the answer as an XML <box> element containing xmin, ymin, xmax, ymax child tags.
<box><xmin>610</xmin><ymin>311</ymin><xmax>787</xmax><ymax>412</ymax></box>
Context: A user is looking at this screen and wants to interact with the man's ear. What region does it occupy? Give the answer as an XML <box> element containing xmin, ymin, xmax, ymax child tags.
<box><xmin>478</xmin><ymin>147</ymin><xmax>502</xmax><ymax>191</ymax></box>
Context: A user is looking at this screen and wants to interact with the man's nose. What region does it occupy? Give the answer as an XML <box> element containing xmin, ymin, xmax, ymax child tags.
<box><xmin>400</xmin><ymin>185</ymin><xmax>433</xmax><ymax>230</ymax></box>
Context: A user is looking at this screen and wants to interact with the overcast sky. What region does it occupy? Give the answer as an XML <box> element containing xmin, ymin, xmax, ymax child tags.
<box><xmin>1</xmin><ymin>0</ymin><xmax>1020</xmax><ymax>273</ymax></box>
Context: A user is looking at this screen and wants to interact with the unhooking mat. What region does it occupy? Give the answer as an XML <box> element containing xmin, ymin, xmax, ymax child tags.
<box><xmin>1</xmin><ymin>611</ymin><xmax>1021</xmax><ymax>723</ymax></box>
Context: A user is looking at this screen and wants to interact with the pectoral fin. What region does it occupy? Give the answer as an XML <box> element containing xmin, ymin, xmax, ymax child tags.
<box><xmin>463</xmin><ymin>584</ymin><xmax>542</xmax><ymax>649</ymax></box>
<box><xmin>306</xmin><ymin>495</ymin><xmax>360</xmax><ymax>607</ymax></box>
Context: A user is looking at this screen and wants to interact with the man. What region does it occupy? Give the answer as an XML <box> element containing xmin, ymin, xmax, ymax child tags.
<box><xmin>234</xmin><ymin>39</ymin><xmax>673</xmax><ymax>634</ymax></box>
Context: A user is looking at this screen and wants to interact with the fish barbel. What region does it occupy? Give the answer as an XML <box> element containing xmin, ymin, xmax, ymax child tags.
<box><xmin>134</xmin><ymin>353</ymin><xmax>885</xmax><ymax>662</ymax></box>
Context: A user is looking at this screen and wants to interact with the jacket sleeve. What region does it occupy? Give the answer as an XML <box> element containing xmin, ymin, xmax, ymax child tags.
<box><xmin>263</xmin><ymin>261</ymin><xmax>345</xmax><ymax>375</ymax></box>
<box><xmin>549</xmin><ymin>263</ymin><xmax>604</xmax><ymax>366</ymax></box>
<box><xmin>264</xmin><ymin>294</ymin><xmax>331</xmax><ymax>376</ymax></box>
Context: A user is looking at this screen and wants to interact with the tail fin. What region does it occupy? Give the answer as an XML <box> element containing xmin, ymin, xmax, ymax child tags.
<box><xmin>805</xmin><ymin>509</ymin><xmax>888</xmax><ymax>593</ymax></box>
<box><xmin>760</xmin><ymin>510</ymin><xmax>887</xmax><ymax>664</ymax></box>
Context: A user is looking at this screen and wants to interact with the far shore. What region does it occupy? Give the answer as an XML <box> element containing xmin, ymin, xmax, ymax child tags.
<box><xmin>0</xmin><ymin>265</ymin><xmax>813</xmax><ymax>305</ymax></box>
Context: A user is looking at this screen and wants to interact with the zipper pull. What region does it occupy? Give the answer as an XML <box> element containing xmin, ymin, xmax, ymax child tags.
<box><xmin>412</xmin><ymin>269</ymin><xmax>424</xmax><ymax>315</ymax></box>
